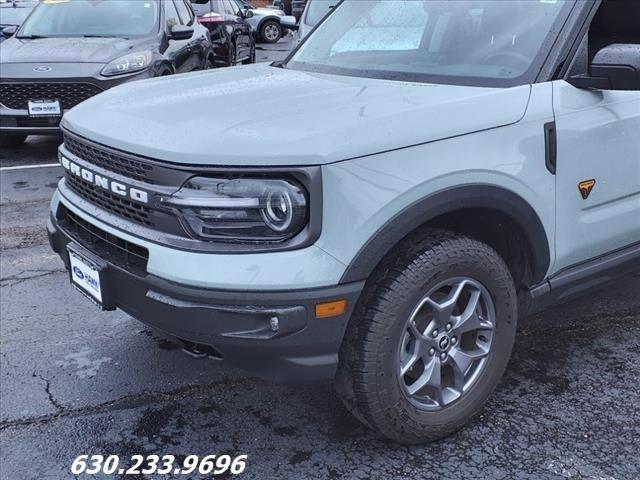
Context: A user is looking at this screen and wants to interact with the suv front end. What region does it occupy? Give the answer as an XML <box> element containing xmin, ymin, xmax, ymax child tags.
<box><xmin>48</xmin><ymin>0</ymin><xmax>623</xmax><ymax>445</ymax></box>
<box><xmin>47</xmin><ymin>128</ymin><xmax>363</xmax><ymax>382</ymax></box>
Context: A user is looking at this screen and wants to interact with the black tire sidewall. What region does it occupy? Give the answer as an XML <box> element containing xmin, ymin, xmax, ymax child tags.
<box><xmin>357</xmin><ymin>236</ymin><xmax>517</xmax><ymax>441</ymax></box>
<box><xmin>261</xmin><ymin>20</ymin><xmax>281</xmax><ymax>43</ymax></box>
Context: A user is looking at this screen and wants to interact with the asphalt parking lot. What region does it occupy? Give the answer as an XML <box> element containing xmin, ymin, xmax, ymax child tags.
<box><xmin>1</xmin><ymin>37</ymin><xmax>640</xmax><ymax>480</ymax></box>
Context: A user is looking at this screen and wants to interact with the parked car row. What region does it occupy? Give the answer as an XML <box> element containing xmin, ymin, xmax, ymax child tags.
<box><xmin>0</xmin><ymin>0</ymin><xmax>323</xmax><ymax>147</ymax></box>
<box><xmin>0</xmin><ymin>0</ymin><xmax>294</xmax><ymax>146</ymax></box>
<box><xmin>191</xmin><ymin>0</ymin><xmax>295</xmax><ymax>44</ymax></box>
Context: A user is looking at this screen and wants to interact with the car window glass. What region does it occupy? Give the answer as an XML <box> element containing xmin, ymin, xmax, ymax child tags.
<box><xmin>175</xmin><ymin>0</ymin><xmax>193</xmax><ymax>25</ymax></box>
<box><xmin>19</xmin><ymin>0</ymin><xmax>159</xmax><ymax>38</ymax></box>
<box><xmin>331</xmin><ymin>2</ymin><xmax>428</xmax><ymax>53</ymax></box>
<box><xmin>222</xmin><ymin>0</ymin><xmax>238</xmax><ymax>16</ymax></box>
<box><xmin>1</xmin><ymin>6</ymin><xmax>33</xmax><ymax>25</ymax></box>
<box><xmin>165</xmin><ymin>0</ymin><xmax>182</xmax><ymax>28</ymax></box>
<box><xmin>305</xmin><ymin>0</ymin><xmax>338</xmax><ymax>27</ymax></box>
<box><xmin>291</xmin><ymin>0</ymin><xmax>574</xmax><ymax>87</ymax></box>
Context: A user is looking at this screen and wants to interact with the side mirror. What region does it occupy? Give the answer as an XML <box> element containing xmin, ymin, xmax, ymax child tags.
<box><xmin>169</xmin><ymin>24</ymin><xmax>194</xmax><ymax>40</ymax></box>
<box><xmin>2</xmin><ymin>26</ymin><xmax>18</xmax><ymax>38</ymax></box>
<box><xmin>568</xmin><ymin>43</ymin><xmax>640</xmax><ymax>91</ymax></box>
<box><xmin>241</xmin><ymin>8</ymin><xmax>254</xmax><ymax>19</ymax></box>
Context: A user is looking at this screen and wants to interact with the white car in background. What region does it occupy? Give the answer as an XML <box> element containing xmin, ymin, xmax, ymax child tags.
<box><xmin>233</xmin><ymin>0</ymin><xmax>296</xmax><ymax>43</ymax></box>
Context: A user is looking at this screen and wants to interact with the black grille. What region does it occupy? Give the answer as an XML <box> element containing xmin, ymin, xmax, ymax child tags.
<box><xmin>65</xmin><ymin>173</ymin><xmax>153</xmax><ymax>227</ymax></box>
<box><xmin>59</xmin><ymin>206</ymin><xmax>149</xmax><ymax>276</ymax></box>
<box><xmin>0</xmin><ymin>82</ymin><xmax>103</xmax><ymax>110</ymax></box>
<box><xmin>17</xmin><ymin>117</ymin><xmax>61</xmax><ymax>128</ymax></box>
<box><xmin>64</xmin><ymin>133</ymin><xmax>154</xmax><ymax>183</ymax></box>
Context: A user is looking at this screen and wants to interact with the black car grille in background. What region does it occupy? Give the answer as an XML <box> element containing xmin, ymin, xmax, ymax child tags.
<box><xmin>65</xmin><ymin>173</ymin><xmax>153</xmax><ymax>227</ymax></box>
<box><xmin>64</xmin><ymin>133</ymin><xmax>155</xmax><ymax>183</ymax></box>
<box><xmin>58</xmin><ymin>206</ymin><xmax>149</xmax><ymax>276</ymax></box>
<box><xmin>0</xmin><ymin>82</ymin><xmax>103</xmax><ymax>110</ymax></box>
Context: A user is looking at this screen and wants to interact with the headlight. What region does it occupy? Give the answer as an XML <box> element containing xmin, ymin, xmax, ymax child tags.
<box><xmin>101</xmin><ymin>51</ymin><xmax>152</xmax><ymax>77</ymax></box>
<box><xmin>161</xmin><ymin>177</ymin><xmax>309</xmax><ymax>243</ymax></box>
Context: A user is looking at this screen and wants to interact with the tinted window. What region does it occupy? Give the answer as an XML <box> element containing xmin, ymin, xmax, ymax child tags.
<box><xmin>19</xmin><ymin>0</ymin><xmax>159</xmax><ymax>38</ymax></box>
<box><xmin>290</xmin><ymin>0</ymin><xmax>575</xmax><ymax>87</ymax></box>
<box><xmin>175</xmin><ymin>0</ymin><xmax>193</xmax><ymax>25</ymax></box>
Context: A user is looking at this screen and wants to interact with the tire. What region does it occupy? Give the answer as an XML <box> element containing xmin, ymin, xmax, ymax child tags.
<box><xmin>228</xmin><ymin>43</ymin><xmax>237</xmax><ymax>67</ymax></box>
<box><xmin>0</xmin><ymin>135</ymin><xmax>27</xmax><ymax>148</ymax></box>
<box><xmin>260</xmin><ymin>20</ymin><xmax>282</xmax><ymax>44</ymax></box>
<box><xmin>242</xmin><ymin>44</ymin><xmax>256</xmax><ymax>65</ymax></box>
<box><xmin>336</xmin><ymin>229</ymin><xmax>517</xmax><ymax>444</ymax></box>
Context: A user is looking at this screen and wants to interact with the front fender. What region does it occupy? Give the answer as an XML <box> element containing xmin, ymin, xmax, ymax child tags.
<box><xmin>338</xmin><ymin>184</ymin><xmax>550</xmax><ymax>285</ymax></box>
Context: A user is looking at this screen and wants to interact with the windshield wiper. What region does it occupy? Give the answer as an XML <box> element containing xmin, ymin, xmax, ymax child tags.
<box><xmin>83</xmin><ymin>34</ymin><xmax>129</xmax><ymax>39</ymax></box>
<box><xmin>16</xmin><ymin>35</ymin><xmax>48</xmax><ymax>39</ymax></box>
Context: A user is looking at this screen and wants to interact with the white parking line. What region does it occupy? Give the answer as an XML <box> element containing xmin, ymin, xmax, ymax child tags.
<box><xmin>0</xmin><ymin>163</ymin><xmax>60</xmax><ymax>172</ymax></box>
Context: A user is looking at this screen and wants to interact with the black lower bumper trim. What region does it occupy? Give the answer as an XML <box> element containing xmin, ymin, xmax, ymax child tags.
<box><xmin>48</xmin><ymin>212</ymin><xmax>364</xmax><ymax>383</ymax></box>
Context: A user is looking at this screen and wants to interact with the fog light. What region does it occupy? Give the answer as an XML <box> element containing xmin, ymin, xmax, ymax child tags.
<box><xmin>270</xmin><ymin>316</ymin><xmax>280</xmax><ymax>332</ymax></box>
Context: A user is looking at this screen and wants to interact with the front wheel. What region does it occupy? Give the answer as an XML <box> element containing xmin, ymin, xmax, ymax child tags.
<box><xmin>228</xmin><ymin>43</ymin><xmax>237</xmax><ymax>67</ymax></box>
<box><xmin>336</xmin><ymin>229</ymin><xmax>517</xmax><ymax>444</ymax></box>
<box><xmin>242</xmin><ymin>44</ymin><xmax>256</xmax><ymax>65</ymax></box>
<box><xmin>260</xmin><ymin>20</ymin><xmax>282</xmax><ymax>44</ymax></box>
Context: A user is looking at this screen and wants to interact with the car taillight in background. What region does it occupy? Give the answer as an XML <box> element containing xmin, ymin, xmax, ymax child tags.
<box><xmin>197</xmin><ymin>12</ymin><xmax>224</xmax><ymax>24</ymax></box>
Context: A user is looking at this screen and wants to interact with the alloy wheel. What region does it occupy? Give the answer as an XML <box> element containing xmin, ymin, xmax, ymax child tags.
<box><xmin>398</xmin><ymin>277</ymin><xmax>495</xmax><ymax>411</ymax></box>
<box><xmin>263</xmin><ymin>23</ymin><xmax>281</xmax><ymax>42</ymax></box>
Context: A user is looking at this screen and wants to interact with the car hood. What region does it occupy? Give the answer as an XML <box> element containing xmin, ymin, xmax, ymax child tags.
<box><xmin>0</xmin><ymin>36</ymin><xmax>154</xmax><ymax>65</ymax></box>
<box><xmin>62</xmin><ymin>64</ymin><xmax>532</xmax><ymax>167</ymax></box>
<box><xmin>253</xmin><ymin>7</ymin><xmax>285</xmax><ymax>16</ymax></box>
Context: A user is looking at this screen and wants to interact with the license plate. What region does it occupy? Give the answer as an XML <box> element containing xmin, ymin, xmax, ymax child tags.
<box><xmin>68</xmin><ymin>247</ymin><xmax>104</xmax><ymax>306</ymax></box>
<box><xmin>28</xmin><ymin>99</ymin><xmax>61</xmax><ymax>117</ymax></box>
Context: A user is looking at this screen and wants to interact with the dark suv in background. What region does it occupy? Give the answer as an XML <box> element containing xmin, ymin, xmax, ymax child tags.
<box><xmin>0</xmin><ymin>0</ymin><xmax>212</xmax><ymax>147</ymax></box>
<box><xmin>190</xmin><ymin>0</ymin><xmax>255</xmax><ymax>65</ymax></box>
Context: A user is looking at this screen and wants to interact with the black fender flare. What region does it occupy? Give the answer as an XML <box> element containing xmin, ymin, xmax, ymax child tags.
<box><xmin>339</xmin><ymin>184</ymin><xmax>551</xmax><ymax>285</ymax></box>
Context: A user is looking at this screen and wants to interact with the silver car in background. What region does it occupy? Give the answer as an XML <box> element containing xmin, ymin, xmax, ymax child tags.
<box><xmin>233</xmin><ymin>0</ymin><xmax>296</xmax><ymax>43</ymax></box>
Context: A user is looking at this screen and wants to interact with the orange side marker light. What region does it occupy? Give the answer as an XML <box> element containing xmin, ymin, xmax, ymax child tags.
<box><xmin>315</xmin><ymin>299</ymin><xmax>348</xmax><ymax>319</ymax></box>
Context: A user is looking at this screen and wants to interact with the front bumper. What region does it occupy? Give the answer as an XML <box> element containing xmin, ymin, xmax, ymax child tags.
<box><xmin>48</xmin><ymin>209</ymin><xmax>364</xmax><ymax>383</ymax></box>
<box><xmin>0</xmin><ymin>69</ymin><xmax>152</xmax><ymax>136</ymax></box>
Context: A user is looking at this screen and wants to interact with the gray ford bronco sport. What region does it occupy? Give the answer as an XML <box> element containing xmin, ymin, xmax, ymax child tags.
<box><xmin>48</xmin><ymin>0</ymin><xmax>640</xmax><ymax>443</ymax></box>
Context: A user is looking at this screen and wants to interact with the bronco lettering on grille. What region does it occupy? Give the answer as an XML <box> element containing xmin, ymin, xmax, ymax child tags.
<box><xmin>60</xmin><ymin>156</ymin><xmax>149</xmax><ymax>204</ymax></box>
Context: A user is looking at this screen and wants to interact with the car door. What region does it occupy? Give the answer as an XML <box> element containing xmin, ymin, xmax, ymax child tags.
<box><xmin>552</xmin><ymin>8</ymin><xmax>640</xmax><ymax>272</ymax></box>
<box><xmin>175</xmin><ymin>0</ymin><xmax>206</xmax><ymax>69</ymax></box>
<box><xmin>230</xmin><ymin>0</ymin><xmax>253</xmax><ymax>60</ymax></box>
<box><xmin>163</xmin><ymin>0</ymin><xmax>193</xmax><ymax>73</ymax></box>
<box><xmin>219</xmin><ymin>0</ymin><xmax>249</xmax><ymax>61</ymax></box>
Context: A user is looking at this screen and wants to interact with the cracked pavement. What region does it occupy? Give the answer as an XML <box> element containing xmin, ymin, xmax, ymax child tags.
<box><xmin>1</xmin><ymin>39</ymin><xmax>639</xmax><ymax>480</ymax></box>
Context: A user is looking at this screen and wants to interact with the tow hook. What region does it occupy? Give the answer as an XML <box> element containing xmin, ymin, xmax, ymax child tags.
<box><xmin>180</xmin><ymin>340</ymin><xmax>223</xmax><ymax>360</ymax></box>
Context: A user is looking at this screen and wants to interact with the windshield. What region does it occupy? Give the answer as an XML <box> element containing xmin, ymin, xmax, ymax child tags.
<box><xmin>19</xmin><ymin>0</ymin><xmax>159</xmax><ymax>38</ymax></box>
<box><xmin>305</xmin><ymin>0</ymin><xmax>338</xmax><ymax>26</ymax></box>
<box><xmin>290</xmin><ymin>0</ymin><xmax>575</xmax><ymax>87</ymax></box>
<box><xmin>1</xmin><ymin>5</ymin><xmax>34</xmax><ymax>26</ymax></box>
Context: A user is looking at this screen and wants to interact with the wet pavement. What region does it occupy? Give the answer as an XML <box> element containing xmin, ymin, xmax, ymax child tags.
<box><xmin>1</xmin><ymin>34</ymin><xmax>640</xmax><ymax>480</ymax></box>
